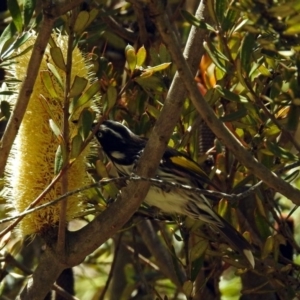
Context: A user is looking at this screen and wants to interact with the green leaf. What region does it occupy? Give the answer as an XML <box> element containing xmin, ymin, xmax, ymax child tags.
<box><xmin>261</xmin><ymin>236</ymin><xmax>274</xmax><ymax>260</ymax></box>
<box><xmin>1</xmin><ymin>101</ymin><xmax>11</xmax><ymax>119</ymax></box>
<box><xmin>54</xmin><ymin>144</ymin><xmax>66</xmax><ymax>175</ymax></box>
<box><xmin>240</xmin><ymin>33</ymin><xmax>256</xmax><ymax>74</ymax></box>
<box><xmin>70</xmin><ymin>134</ymin><xmax>83</xmax><ymax>160</ymax></box>
<box><xmin>215</xmin><ymin>86</ymin><xmax>249</xmax><ymax>103</ymax></box>
<box><xmin>8</xmin><ymin>0</ymin><xmax>23</xmax><ymax>33</ymax></box>
<box><xmin>190</xmin><ymin>239</ymin><xmax>208</xmax><ymax>262</ymax></box>
<box><xmin>181</xmin><ymin>10</ymin><xmax>215</xmax><ymax>31</ymax></box>
<box><xmin>140</xmin><ymin>63</ymin><xmax>171</xmax><ymax>77</ymax></box>
<box><xmin>125</xmin><ymin>44</ymin><xmax>136</xmax><ymax>72</ymax></box>
<box><xmin>0</xmin><ymin>22</ymin><xmax>17</xmax><ymax>56</ymax></box>
<box><xmin>69</xmin><ymin>76</ymin><xmax>88</xmax><ymax>98</ymax></box>
<box><xmin>49</xmin><ymin>119</ymin><xmax>61</xmax><ymax>138</ymax></box>
<box><xmin>265</xmin><ymin>141</ymin><xmax>297</xmax><ymax>161</ymax></box>
<box><xmin>136</xmin><ymin>46</ymin><xmax>146</xmax><ymax>66</ymax></box>
<box><xmin>1</xmin><ymin>31</ymin><xmax>33</xmax><ymax>59</ymax></box>
<box><xmin>50</xmin><ymin>47</ymin><xmax>66</xmax><ymax>71</ymax></box>
<box><xmin>220</xmin><ymin>107</ymin><xmax>248</xmax><ymax>122</ymax></box>
<box><xmin>74</xmin><ymin>11</ymin><xmax>90</xmax><ymax>34</ymax></box>
<box><xmin>106</xmin><ymin>85</ymin><xmax>117</xmax><ymax>111</ymax></box>
<box><xmin>223</xmin><ymin>8</ymin><xmax>238</xmax><ymax>31</ymax></box>
<box><xmin>78</xmin><ymin>108</ymin><xmax>95</xmax><ymax>140</ymax></box>
<box><xmin>203</xmin><ymin>42</ymin><xmax>227</xmax><ymax>73</ymax></box>
<box><xmin>215</xmin><ymin>0</ymin><xmax>226</xmax><ymax>25</ymax></box>
<box><xmin>70</xmin><ymin>81</ymin><xmax>100</xmax><ymax>114</ymax></box>
<box><xmin>23</xmin><ymin>0</ymin><xmax>36</xmax><ymax>28</ymax></box>
<box><xmin>40</xmin><ymin>71</ymin><xmax>59</xmax><ymax>99</ymax></box>
<box><xmin>284</xmin><ymin>23</ymin><xmax>300</xmax><ymax>35</ymax></box>
<box><xmin>182</xmin><ymin>281</ymin><xmax>193</xmax><ymax>297</ymax></box>
<box><xmin>47</xmin><ymin>63</ymin><xmax>63</xmax><ymax>89</ymax></box>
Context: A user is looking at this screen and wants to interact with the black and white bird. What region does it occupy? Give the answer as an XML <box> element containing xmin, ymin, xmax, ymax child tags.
<box><xmin>94</xmin><ymin>120</ymin><xmax>254</xmax><ymax>267</ymax></box>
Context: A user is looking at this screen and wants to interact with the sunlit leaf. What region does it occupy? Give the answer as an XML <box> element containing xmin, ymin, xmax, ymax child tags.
<box><xmin>136</xmin><ymin>46</ymin><xmax>146</xmax><ymax>66</ymax></box>
<box><xmin>125</xmin><ymin>44</ymin><xmax>136</xmax><ymax>72</ymax></box>
<box><xmin>50</xmin><ymin>47</ymin><xmax>66</xmax><ymax>71</ymax></box>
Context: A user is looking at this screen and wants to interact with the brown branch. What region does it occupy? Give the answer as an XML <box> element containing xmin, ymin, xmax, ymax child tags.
<box><xmin>136</xmin><ymin>218</ymin><xmax>186</xmax><ymax>288</ymax></box>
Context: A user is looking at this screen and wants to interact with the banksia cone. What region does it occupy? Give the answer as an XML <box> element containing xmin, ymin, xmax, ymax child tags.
<box><xmin>6</xmin><ymin>33</ymin><xmax>99</xmax><ymax>236</ymax></box>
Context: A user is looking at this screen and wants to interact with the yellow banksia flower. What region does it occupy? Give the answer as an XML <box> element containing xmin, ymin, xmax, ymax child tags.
<box><xmin>6</xmin><ymin>33</ymin><xmax>99</xmax><ymax>236</ymax></box>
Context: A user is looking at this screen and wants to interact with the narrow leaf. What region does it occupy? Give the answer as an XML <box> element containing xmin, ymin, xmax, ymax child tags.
<box><xmin>49</xmin><ymin>119</ymin><xmax>61</xmax><ymax>138</ymax></box>
<box><xmin>8</xmin><ymin>0</ymin><xmax>23</xmax><ymax>33</ymax></box>
<box><xmin>74</xmin><ymin>11</ymin><xmax>90</xmax><ymax>34</ymax></box>
<box><xmin>69</xmin><ymin>76</ymin><xmax>88</xmax><ymax>98</ymax></box>
<box><xmin>24</xmin><ymin>0</ymin><xmax>36</xmax><ymax>28</ymax></box>
<box><xmin>40</xmin><ymin>71</ymin><xmax>59</xmax><ymax>99</ymax></box>
<box><xmin>50</xmin><ymin>47</ymin><xmax>66</xmax><ymax>71</ymax></box>
<box><xmin>125</xmin><ymin>44</ymin><xmax>136</xmax><ymax>72</ymax></box>
<box><xmin>136</xmin><ymin>46</ymin><xmax>146</xmax><ymax>66</ymax></box>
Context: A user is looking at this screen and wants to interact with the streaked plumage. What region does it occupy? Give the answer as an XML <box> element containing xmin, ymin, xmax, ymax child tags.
<box><xmin>94</xmin><ymin>120</ymin><xmax>254</xmax><ymax>267</ymax></box>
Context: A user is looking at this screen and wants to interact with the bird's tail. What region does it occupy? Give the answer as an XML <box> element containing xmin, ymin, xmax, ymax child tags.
<box><xmin>214</xmin><ymin>216</ymin><xmax>255</xmax><ymax>268</ymax></box>
<box><xmin>186</xmin><ymin>199</ymin><xmax>254</xmax><ymax>268</ymax></box>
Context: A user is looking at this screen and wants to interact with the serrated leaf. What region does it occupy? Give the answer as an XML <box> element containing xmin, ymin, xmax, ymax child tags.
<box><xmin>69</xmin><ymin>76</ymin><xmax>88</xmax><ymax>98</ymax></box>
<box><xmin>8</xmin><ymin>0</ymin><xmax>23</xmax><ymax>33</ymax></box>
<box><xmin>49</xmin><ymin>119</ymin><xmax>61</xmax><ymax>138</ymax></box>
<box><xmin>50</xmin><ymin>47</ymin><xmax>66</xmax><ymax>71</ymax></box>
<box><xmin>24</xmin><ymin>0</ymin><xmax>36</xmax><ymax>28</ymax></box>
<box><xmin>40</xmin><ymin>70</ymin><xmax>59</xmax><ymax>99</ymax></box>
<box><xmin>74</xmin><ymin>11</ymin><xmax>90</xmax><ymax>34</ymax></box>
<box><xmin>125</xmin><ymin>44</ymin><xmax>136</xmax><ymax>72</ymax></box>
<box><xmin>136</xmin><ymin>46</ymin><xmax>146</xmax><ymax>66</ymax></box>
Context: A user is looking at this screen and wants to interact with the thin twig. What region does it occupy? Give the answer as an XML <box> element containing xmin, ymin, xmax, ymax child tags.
<box><xmin>99</xmin><ymin>233</ymin><xmax>123</xmax><ymax>300</ymax></box>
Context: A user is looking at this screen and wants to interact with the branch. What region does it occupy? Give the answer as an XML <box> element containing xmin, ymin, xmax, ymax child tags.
<box><xmin>18</xmin><ymin>1</ymin><xmax>208</xmax><ymax>297</ymax></box>
<box><xmin>147</xmin><ymin>0</ymin><xmax>300</xmax><ymax>205</ymax></box>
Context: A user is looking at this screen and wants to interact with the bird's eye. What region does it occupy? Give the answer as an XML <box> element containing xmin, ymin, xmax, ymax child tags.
<box><xmin>97</xmin><ymin>131</ymin><xmax>102</xmax><ymax>138</ymax></box>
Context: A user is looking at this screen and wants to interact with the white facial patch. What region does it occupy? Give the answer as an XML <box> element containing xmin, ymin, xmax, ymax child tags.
<box><xmin>111</xmin><ymin>151</ymin><xmax>126</xmax><ymax>160</ymax></box>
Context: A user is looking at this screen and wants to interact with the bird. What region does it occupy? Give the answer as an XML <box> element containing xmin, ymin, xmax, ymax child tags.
<box><xmin>93</xmin><ymin>120</ymin><xmax>254</xmax><ymax>268</ymax></box>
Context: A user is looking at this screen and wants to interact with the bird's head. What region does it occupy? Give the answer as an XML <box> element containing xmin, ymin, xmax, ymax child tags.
<box><xmin>93</xmin><ymin>120</ymin><xmax>145</xmax><ymax>163</ymax></box>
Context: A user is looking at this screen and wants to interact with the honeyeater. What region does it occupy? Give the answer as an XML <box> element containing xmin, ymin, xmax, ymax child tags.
<box><xmin>94</xmin><ymin>120</ymin><xmax>254</xmax><ymax>268</ymax></box>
